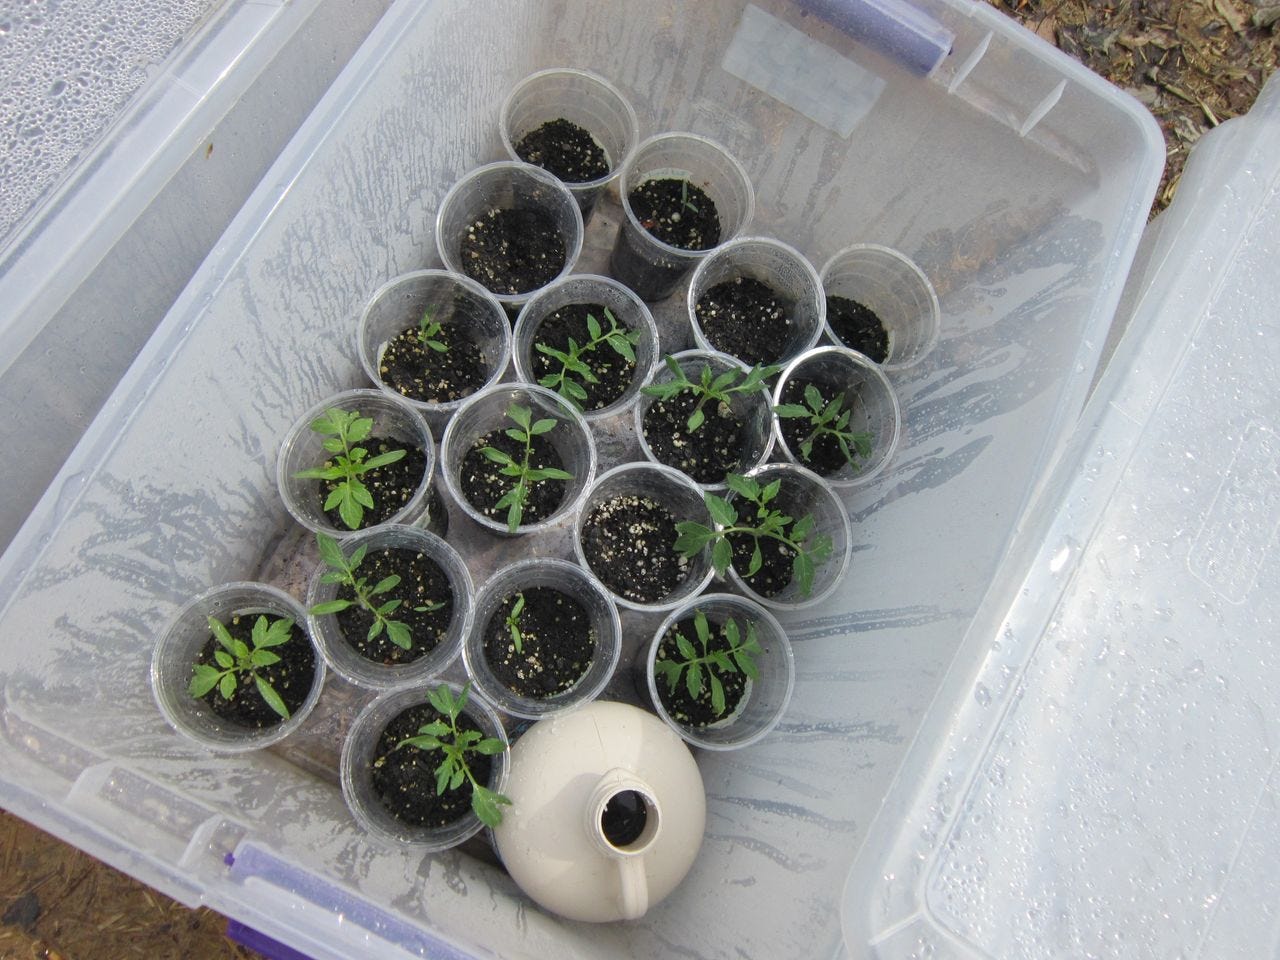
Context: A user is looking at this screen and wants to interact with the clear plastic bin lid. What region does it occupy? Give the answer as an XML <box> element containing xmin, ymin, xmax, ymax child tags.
<box><xmin>847</xmin><ymin>73</ymin><xmax>1280</xmax><ymax>959</ymax></box>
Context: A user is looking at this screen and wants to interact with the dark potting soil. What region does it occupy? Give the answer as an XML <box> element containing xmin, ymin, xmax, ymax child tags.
<box><xmin>482</xmin><ymin>586</ymin><xmax>596</xmax><ymax>699</ymax></box>
<box><xmin>531</xmin><ymin>303</ymin><xmax>638</xmax><ymax>411</ymax></box>
<box><xmin>729</xmin><ymin>529</ymin><xmax>796</xmax><ymax>599</ymax></box>
<box><xmin>371</xmin><ymin>702</ymin><xmax>493</xmax><ymax>829</ymax></box>
<box><xmin>315</xmin><ymin>438</ymin><xmax>427</xmax><ymax>530</ymax></box>
<box><xmin>515</xmin><ymin>118</ymin><xmax>609</xmax><ymax>184</ymax></box>
<box><xmin>654</xmin><ymin>615</ymin><xmax>749</xmax><ymax>727</ymax></box>
<box><xmin>460</xmin><ymin>429</ymin><xmax>568</xmax><ymax>527</ymax></box>
<box><xmin>379</xmin><ymin>324</ymin><xmax>489</xmax><ymax>404</ymax></box>
<box><xmin>826</xmin><ymin>294</ymin><xmax>888</xmax><ymax>363</ymax></box>
<box><xmin>459</xmin><ymin>208</ymin><xmax>565</xmax><ymax>296</ymax></box>
<box><xmin>641</xmin><ymin>391</ymin><xmax>748</xmax><ymax>485</ymax></box>
<box><xmin>694</xmin><ymin>277</ymin><xmax>792</xmax><ymax>367</ymax></box>
<box><xmin>332</xmin><ymin>547</ymin><xmax>454</xmax><ymax>666</ymax></box>
<box><xmin>776</xmin><ymin>376</ymin><xmax>866</xmax><ymax>478</ymax></box>
<box><xmin>580</xmin><ymin>495</ymin><xmax>689</xmax><ymax>604</ymax></box>
<box><xmin>193</xmin><ymin>615</ymin><xmax>316</xmax><ymax>729</ymax></box>
<box><xmin>628</xmin><ymin>178</ymin><xmax>720</xmax><ymax>251</ymax></box>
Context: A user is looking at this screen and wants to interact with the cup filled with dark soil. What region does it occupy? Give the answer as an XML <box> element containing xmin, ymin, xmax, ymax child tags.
<box><xmin>688</xmin><ymin>237</ymin><xmax>824</xmax><ymax>369</ymax></box>
<box><xmin>609</xmin><ymin>132</ymin><xmax>754</xmax><ymax>302</ymax></box>
<box><xmin>820</xmin><ymin>244</ymin><xmax>939</xmax><ymax>371</ymax></box>
<box><xmin>463</xmin><ymin>557</ymin><xmax>621</xmax><ymax>719</ymax></box>
<box><xmin>635</xmin><ymin>349</ymin><xmax>774</xmax><ymax>488</ymax></box>
<box><xmin>436</xmin><ymin>161</ymin><xmax>584</xmax><ymax>312</ymax></box>
<box><xmin>306</xmin><ymin>525</ymin><xmax>473</xmax><ymax>690</ymax></box>
<box><xmin>152</xmin><ymin>582</ymin><xmax>326</xmax><ymax>752</ymax></box>
<box><xmin>439</xmin><ymin>383</ymin><xmax>596</xmax><ymax>536</ymax></box>
<box><xmin>573</xmin><ymin>461</ymin><xmax>716</xmax><ymax>612</ymax></box>
<box><xmin>277</xmin><ymin>388</ymin><xmax>435</xmax><ymax>539</ymax></box>
<box><xmin>357</xmin><ymin>270</ymin><xmax>511</xmax><ymax>431</ymax></box>
<box><xmin>340</xmin><ymin>683</ymin><xmax>509</xmax><ymax>849</ymax></box>
<box><xmin>643</xmin><ymin>593</ymin><xmax>793</xmax><ymax>750</ymax></box>
<box><xmin>513</xmin><ymin>274</ymin><xmax>659</xmax><ymax>422</ymax></box>
<box><xmin>499</xmin><ymin>68</ymin><xmax>639</xmax><ymax>220</ymax></box>
<box><xmin>772</xmin><ymin>345</ymin><xmax>901</xmax><ymax>487</ymax></box>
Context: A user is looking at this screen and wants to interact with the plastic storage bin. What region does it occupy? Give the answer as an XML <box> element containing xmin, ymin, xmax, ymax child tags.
<box><xmin>0</xmin><ymin>1</ymin><xmax>1163</xmax><ymax>958</ymax></box>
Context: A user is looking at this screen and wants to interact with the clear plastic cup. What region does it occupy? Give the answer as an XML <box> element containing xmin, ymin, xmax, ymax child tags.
<box><xmin>572</xmin><ymin>461</ymin><xmax>715</xmax><ymax>612</ymax></box>
<box><xmin>357</xmin><ymin>270</ymin><xmax>511</xmax><ymax>431</ymax></box>
<box><xmin>340</xmin><ymin>682</ymin><xmax>509</xmax><ymax>850</ymax></box>
<box><xmin>722</xmin><ymin>462</ymin><xmax>852</xmax><ymax>611</ymax></box>
<box><xmin>435</xmin><ymin>161</ymin><xmax>584</xmax><ymax>312</ymax></box>
<box><xmin>771</xmin><ymin>345</ymin><xmax>901</xmax><ymax>487</ymax></box>
<box><xmin>820</xmin><ymin>243</ymin><xmax>940</xmax><ymax>371</ymax></box>
<box><xmin>634</xmin><ymin>349</ymin><xmax>774</xmax><ymax>490</ymax></box>
<box><xmin>277</xmin><ymin>389</ymin><xmax>435</xmax><ymax>539</ymax></box>
<box><xmin>609</xmin><ymin>133</ymin><xmax>755</xmax><ymax>302</ymax></box>
<box><xmin>499</xmin><ymin>68</ymin><xmax>639</xmax><ymax>220</ymax></box>
<box><xmin>439</xmin><ymin>382</ymin><xmax>596</xmax><ymax>537</ymax></box>
<box><xmin>644</xmin><ymin>593</ymin><xmax>794</xmax><ymax>751</ymax></box>
<box><xmin>151</xmin><ymin>582</ymin><xmax>326</xmax><ymax>753</ymax></box>
<box><xmin>687</xmin><ymin>236</ymin><xmax>824</xmax><ymax>368</ymax></box>
<box><xmin>512</xmin><ymin>274</ymin><xmax>659</xmax><ymax>423</ymax></box>
<box><xmin>306</xmin><ymin>524</ymin><xmax>474</xmax><ymax>690</ymax></box>
<box><xmin>462</xmin><ymin>558</ymin><xmax>621</xmax><ymax>720</ymax></box>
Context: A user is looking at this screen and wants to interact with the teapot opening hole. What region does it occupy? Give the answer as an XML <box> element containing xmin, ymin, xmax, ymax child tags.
<box><xmin>601</xmin><ymin>789</ymin><xmax>649</xmax><ymax>848</ymax></box>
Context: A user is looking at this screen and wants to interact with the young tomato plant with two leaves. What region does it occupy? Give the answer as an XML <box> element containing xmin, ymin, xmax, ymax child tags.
<box><xmin>396</xmin><ymin>683</ymin><xmax>512</xmax><ymax>828</ymax></box>
<box><xmin>774</xmin><ymin>383</ymin><xmax>873</xmax><ymax>468</ymax></box>
<box><xmin>655</xmin><ymin>609</ymin><xmax>761</xmax><ymax>718</ymax></box>
<box><xmin>477</xmin><ymin>403</ymin><xmax>573</xmax><ymax>533</ymax></box>
<box><xmin>294</xmin><ymin>408</ymin><xmax>407</xmax><ymax>530</ymax></box>
<box><xmin>674</xmin><ymin>473</ymin><xmax>833</xmax><ymax>598</ymax></box>
<box><xmin>308</xmin><ymin>533</ymin><xmax>443</xmax><ymax>651</ymax></box>
<box><xmin>504</xmin><ymin>592</ymin><xmax>526</xmax><ymax>654</ymax></box>
<box><xmin>189</xmin><ymin>615</ymin><xmax>295</xmax><ymax>720</ymax></box>
<box><xmin>417</xmin><ymin>306</ymin><xmax>448</xmax><ymax>353</ymax></box>
<box><xmin>641</xmin><ymin>356</ymin><xmax>778</xmax><ymax>432</ymax></box>
<box><xmin>535</xmin><ymin>307</ymin><xmax>641</xmax><ymax>409</ymax></box>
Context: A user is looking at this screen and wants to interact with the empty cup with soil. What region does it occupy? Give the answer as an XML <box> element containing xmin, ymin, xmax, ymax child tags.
<box><xmin>357</xmin><ymin>270</ymin><xmax>511</xmax><ymax>430</ymax></box>
<box><xmin>278</xmin><ymin>389</ymin><xmax>435</xmax><ymax>538</ymax></box>
<box><xmin>573</xmin><ymin>462</ymin><xmax>715</xmax><ymax>613</ymax></box>
<box><xmin>644</xmin><ymin>593</ymin><xmax>794</xmax><ymax>751</ymax></box>
<box><xmin>440</xmin><ymin>383</ymin><xmax>596</xmax><ymax>536</ymax></box>
<box><xmin>688</xmin><ymin>237</ymin><xmax>824</xmax><ymax>369</ymax></box>
<box><xmin>636</xmin><ymin>349</ymin><xmax>775</xmax><ymax>489</ymax></box>
<box><xmin>772</xmin><ymin>345</ymin><xmax>901</xmax><ymax>487</ymax></box>
<box><xmin>500</xmin><ymin>68</ymin><xmax>639</xmax><ymax>220</ymax></box>
<box><xmin>820</xmin><ymin>244</ymin><xmax>940</xmax><ymax>371</ymax></box>
<box><xmin>152</xmin><ymin>582</ymin><xmax>326</xmax><ymax>752</ymax></box>
<box><xmin>513</xmin><ymin>274</ymin><xmax>659</xmax><ymax>423</ymax></box>
<box><xmin>609</xmin><ymin>132</ymin><xmax>754</xmax><ymax>302</ymax></box>
<box><xmin>340</xmin><ymin>682</ymin><xmax>511</xmax><ymax>850</ymax></box>
<box><xmin>306</xmin><ymin>525</ymin><xmax>474</xmax><ymax>690</ymax></box>
<box><xmin>462</xmin><ymin>558</ymin><xmax>621</xmax><ymax>720</ymax></box>
<box><xmin>677</xmin><ymin>465</ymin><xmax>851</xmax><ymax>611</ymax></box>
<box><xmin>436</xmin><ymin>161</ymin><xmax>584</xmax><ymax>313</ymax></box>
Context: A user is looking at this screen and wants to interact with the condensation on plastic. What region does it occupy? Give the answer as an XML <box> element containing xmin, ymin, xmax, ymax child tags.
<box><xmin>846</xmin><ymin>72</ymin><xmax>1280</xmax><ymax>960</ymax></box>
<box><xmin>0</xmin><ymin>1</ymin><xmax>1162</xmax><ymax>958</ymax></box>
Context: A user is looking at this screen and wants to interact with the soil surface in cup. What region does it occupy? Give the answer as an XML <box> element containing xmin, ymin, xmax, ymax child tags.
<box><xmin>580</xmin><ymin>494</ymin><xmax>689</xmax><ymax>603</ymax></box>
<box><xmin>642</xmin><ymin>391</ymin><xmax>749</xmax><ymax>484</ymax></box>
<box><xmin>482</xmin><ymin>586</ymin><xmax>597</xmax><ymax>698</ymax></box>
<box><xmin>371</xmin><ymin>702</ymin><xmax>493</xmax><ymax>828</ymax></box>
<box><xmin>192</xmin><ymin>614</ymin><xmax>316</xmax><ymax>729</ymax></box>
<box><xmin>629</xmin><ymin>178</ymin><xmax>720</xmax><ymax>251</ymax></box>
<box><xmin>459</xmin><ymin>208</ymin><xmax>566</xmax><ymax>296</ymax></box>
<box><xmin>775</xmin><ymin>376</ymin><xmax>873</xmax><ymax>478</ymax></box>
<box><xmin>515</xmin><ymin>118</ymin><xmax>609</xmax><ymax>184</ymax></box>
<box><xmin>729</xmin><ymin>529</ymin><xmax>796</xmax><ymax>598</ymax></box>
<box><xmin>695</xmin><ymin>277</ymin><xmax>793</xmax><ymax>367</ymax></box>
<box><xmin>531</xmin><ymin>303</ymin><xmax>639</xmax><ymax>412</ymax></box>
<box><xmin>330</xmin><ymin>547</ymin><xmax>454</xmax><ymax>666</ymax></box>
<box><xmin>313</xmin><ymin>437</ymin><xmax>428</xmax><ymax>531</ymax></box>
<box><xmin>654</xmin><ymin>613</ymin><xmax>751</xmax><ymax>727</ymax></box>
<box><xmin>826</xmin><ymin>294</ymin><xmax>888</xmax><ymax>363</ymax></box>
<box><xmin>379</xmin><ymin>319</ymin><xmax>489</xmax><ymax>405</ymax></box>
<box><xmin>461</xmin><ymin>429</ymin><xmax>569</xmax><ymax>527</ymax></box>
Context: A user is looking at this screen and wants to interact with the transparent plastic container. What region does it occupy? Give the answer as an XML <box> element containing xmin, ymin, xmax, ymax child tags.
<box><xmin>499</xmin><ymin>68</ymin><xmax>640</xmax><ymax>219</ymax></box>
<box><xmin>462</xmin><ymin>558</ymin><xmax>621</xmax><ymax>719</ymax></box>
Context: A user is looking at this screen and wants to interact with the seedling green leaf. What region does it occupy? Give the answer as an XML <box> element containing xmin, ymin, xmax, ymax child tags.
<box><xmin>188</xmin><ymin>613</ymin><xmax>298</xmax><ymax>719</ymax></box>
<box><xmin>293</xmin><ymin>407</ymin><xmax>408</xmax><ymax>529</ymax></box>
<box><xmin>641</xmin><ymin>356</ymin><xmax>780</xmax><ymax>434</ymax></box>
<box><xmin>535</xmin><ymin>307</ymin><xmax>641</xmax><ymax>410</ymax></box>
<box><xmin>654</xmin><ymin>610</ymin><xmax>761</xmax><ymax>720</ymax></box>
<box><xmin>773</xmin><ymin>384</ymin><xmax>875</xmax><ymax>472</ymax></box>
<box><xmin>483</xmin><ymin>404</ymin><xmax>575</xmax><ymax>533</ymax></box>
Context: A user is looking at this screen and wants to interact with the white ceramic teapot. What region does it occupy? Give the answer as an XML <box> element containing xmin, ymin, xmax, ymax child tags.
<box><xmin>492</xmin><ymin>700</ymin><xmax>705</xmax><ymax>922</ymax></box>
